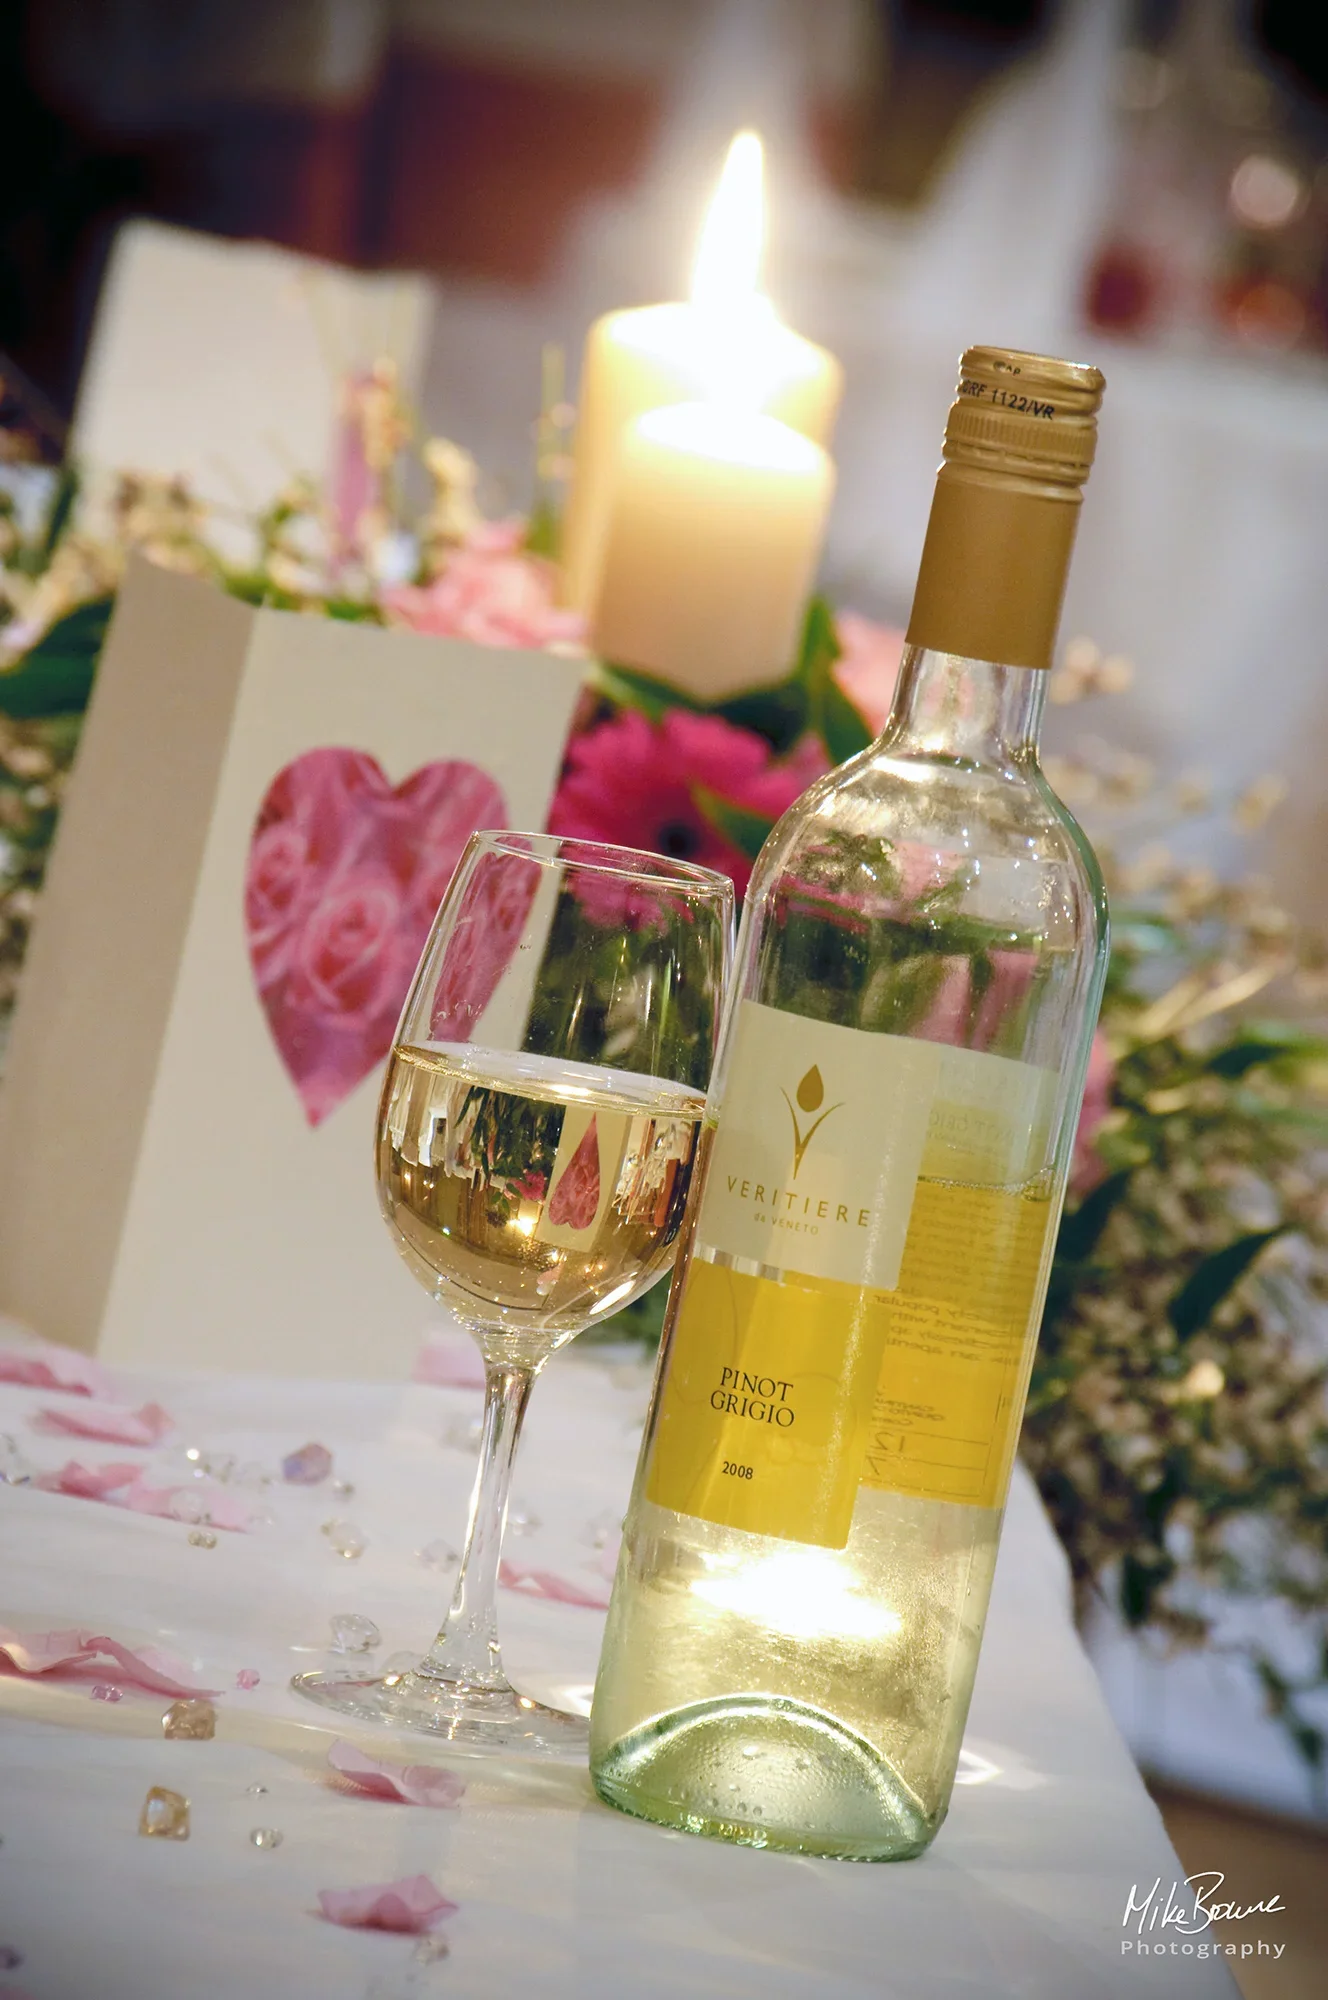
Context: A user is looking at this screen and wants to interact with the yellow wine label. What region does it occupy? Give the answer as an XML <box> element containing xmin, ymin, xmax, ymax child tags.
<box><xmin>860</xmin><ymin>1180</ymin><xmax>1053</xmax><ymax>1508</ymax></box>
<box><xmin>644</xmin><ymin>1003</ymin><xmax>1060</xmax><ymax>1543</ymax></box>
<box><xmin>646</xmin><ymin>1256</ymin><xmax>886</xmax><ymax>1549</ymax></box>
<box><xmin>699</xmin><ymin>1002</ymin><xmax>941</xmax><ymax>1290</ymax></box>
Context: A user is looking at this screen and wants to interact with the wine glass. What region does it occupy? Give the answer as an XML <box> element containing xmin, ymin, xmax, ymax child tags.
<box><xmin>292</xmin><ymin>832</ymin><xmax>734</xmax><ymax>1754</ymax></box>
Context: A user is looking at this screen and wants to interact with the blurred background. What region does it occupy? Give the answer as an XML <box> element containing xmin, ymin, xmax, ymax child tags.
<box><xmin>3</xmin><ymin>2</ymin><xmax>1328</xmax><ymax>1984</ymax></box>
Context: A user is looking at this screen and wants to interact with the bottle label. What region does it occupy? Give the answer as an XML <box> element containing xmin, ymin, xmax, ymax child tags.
<box><xmin>859</xmin><ymin>1178</ymin><xmax>1053</xmax><ymax>1509</ymax></box>
<box><xmin>691</xmin><ymin>1001</ymin><xmax>944</xmax><ymax>1291</ymax></box>
<box><xmin>646</xmin><ymin>1001</ymin><xmax>1055</xmax><ymax>1546</ymax></box>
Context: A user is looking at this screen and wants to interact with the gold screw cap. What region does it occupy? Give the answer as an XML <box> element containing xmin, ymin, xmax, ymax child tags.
<box><xmin>943</xmin><ymin>347</ymin><xmax>1105</xmax><ymax>487</ymax></box>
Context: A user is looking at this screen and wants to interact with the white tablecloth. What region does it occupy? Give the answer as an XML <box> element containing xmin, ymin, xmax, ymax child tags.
<box><xmin>0</xmin><ymin>1343</ymin><xmax>1238</xmax><ymax>1999</ymax></box>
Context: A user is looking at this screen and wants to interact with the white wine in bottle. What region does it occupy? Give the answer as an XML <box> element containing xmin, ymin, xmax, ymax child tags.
<box><xmin>590</xmin><ymin>347</ymin><xmax>1110</xmax><ymax>1861</ymax></box>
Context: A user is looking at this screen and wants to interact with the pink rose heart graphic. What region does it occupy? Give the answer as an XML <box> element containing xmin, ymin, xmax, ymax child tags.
<box><xmin>245</xmin><ymin>748</ymin><xmax>507</xmax><ymax>1125</ymax></box>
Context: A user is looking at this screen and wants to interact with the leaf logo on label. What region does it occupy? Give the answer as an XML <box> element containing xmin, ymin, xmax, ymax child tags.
<box><xmin>548</xmin><ymin>1117</ymin><xmax>601</xmax><ymax>1228</ymax></box>
<box><xmin>782</xmin><ymin>1065</ymin><xmax>843</xmax><ymax>1179</ymax></box>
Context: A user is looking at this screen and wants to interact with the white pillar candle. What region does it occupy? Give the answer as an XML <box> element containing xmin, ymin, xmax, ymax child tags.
<box><xmin>561</xmin><ymin>133</ymin><xmax>841</xmax><ymax>616</ymax></box>
<box><xmin>590</xmin><ymin>402</ymin><xmax>834</xmax><ymax>701</ymax></box>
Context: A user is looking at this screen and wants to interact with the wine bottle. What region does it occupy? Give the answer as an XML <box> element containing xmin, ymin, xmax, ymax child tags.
<box><xmin>589</xmin><ymin>347</ymin><xmax>1110</xmax><ymax>1861</ymax></box>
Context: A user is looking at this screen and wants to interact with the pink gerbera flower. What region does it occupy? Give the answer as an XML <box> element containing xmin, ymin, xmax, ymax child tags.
<box><xmin>547</xmin><ymin>709</ymin><xmax>827</xmax><ymax>896</ymax></box>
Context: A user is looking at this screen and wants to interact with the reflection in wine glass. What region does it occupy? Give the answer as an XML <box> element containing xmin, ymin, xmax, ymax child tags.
<box><xmin>292</xmin><ymin>832</ymin><xmax>733</xmax><ymax>1754</ymax></box>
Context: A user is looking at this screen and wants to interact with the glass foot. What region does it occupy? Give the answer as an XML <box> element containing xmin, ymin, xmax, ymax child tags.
<box><xmin>290</xmin><ymin>1665</ymin><xmax>589</xmax><ymax>1759</ymax></box>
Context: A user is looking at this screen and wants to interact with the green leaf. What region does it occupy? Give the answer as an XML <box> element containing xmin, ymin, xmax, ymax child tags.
<box><xmin>1119</xmin><ymin>1551</ymin><xmax>1173</xmax><ymax>1628</ymax></box>
<box><xmin>1206</xmin><ymin>1023</ymin><xmax>1328</xmax><ymax>1076</ymax></box>
<box><xmin>713</xmin><ymin>678</ymin><xmax>810</xmax><ymax>754</ymax></box>
<box><xmin>796</xmin><ymin>596</ymin><xmax>874</xmax><ymax>765</ymax></box>
<box><xmin>0</xmin><ymin>596</ymin><xmax>113</xmax><ymax>717</ymax></box>
<box><xmin>38</xmin><ymin>463</ymin><xmax>80</xmax><ymax>566</ymax></box>
<box><xmin>1167</xmin><ymin>1226</ymin><xmax>1289</xmax><ymax>1340</ymax></box>
<box><xmin>1056</xmin><ymin>1170</ymin><xmax>1134</xmax><ymax>1265</ymax></box>
<box><xmin>691</xmin><ymin>785</ymin><xmax>775</xmax><ymax>864</ymax></box>
<box><xmin>594</xmin><ymin>659</ymin><xmax>705</xmax><ymax>724</ymax></box>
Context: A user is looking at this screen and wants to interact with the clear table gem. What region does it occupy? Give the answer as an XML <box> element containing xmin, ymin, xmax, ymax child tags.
<box><xmin>187</xmin><ymin>1529</ymin><xmax>218</xmax><ymax>1548</ymax></box>
<box><xmin>321</xmin><ymin>1519</ymin><xmax>366</xmax><ymax>1559</ymax></box>
<box><xmin>249</xmin><ymin>1827</ymin><xmax>283</xmax><ymax>1849</ymax></box>
<box><xmin>235</xmin><ymin>1668</ymin><xmax>261</xmax><ymax>1690</ymax></box>
<box><xmin>416</xmin><ymin>1540</ymin><xmax>458</xmax><ymax>1569</ymax></box>
<box><xmin>163</xmin><ymin>1698</ymin><xmax>216</xmax><ymax>1740</ymax></box>
<box><xmin>139</xmin><ymin>1786</ymin><xmax>190</xmax><ymax>1839</ymax></box>
<box><xmin>329</xmin><ymin>1613</ymin><xmax>381</xmax><ymax>1654</ymax></box>
<box><xmin>90</xmin><ymin>1682</ymin><xmax>123</xmax><ymax>1703</ymax></box>
<box><xmin>413</xmin><ymin>1935</ymin><xmax>451</xmax><ymax>1963</ymax></box>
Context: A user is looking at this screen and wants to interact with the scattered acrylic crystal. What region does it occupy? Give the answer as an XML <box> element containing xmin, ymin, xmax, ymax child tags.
<box><xmin>0</xmin><ymin>1945</ymin><xmax>23</xmax><ymax>1970</ymax></box>
<box><xmin>282</xmin><ymin>1441</ymin><xmax>333</xmax><ymax>1485</ymax></box>
<box><xmin>321</xmin><ymin>1519</ymin><xmax>366</xmax><ymax>1560</ymax></box>
<box><xmin>202</xmin><ymin>1451</ymin><xmax>237</xmax><ymax>1483</ymax></box>
<box><xmin>138</xmin><ymin>1786</ymin><xmax>190</xmax><ymax>1839</ymax></box>
<box><xmin>0</xmin><ymin>1434</ymin><xmax>33</xmax><ymax>1486</ymax></box>
<box><xmin>245</xmin><ymin>1782</ymin><xmax>268</xmax><ymax>1795</ymax></box>
<box><xmin>413</xmin><ymin>1936</ymin><xmax>450</xmax><ymax>1964</ymax></box>
<box><xmin>415</xmin><ymin>1540</ymin><xmax>458</xmax><ymax>1570</ymax></box>
<box><xmin>90</xmin><ymin>1682</ymin><xmax>123</xmax><ymax>1703</ymax></box>
<box><xmin>162</xmin><ymin>1698</ymin><xmax>216</xmax><ymax>1741</ymax></box>
<box><xmin>234</xmin><ymin>1461</ymin><xmax>272</xmax><ymax>1488</ymax></box>
<box><xmin>329</xmin><ymin>1613</ymin><xmax>381</xmax><ymax>1654</ymax></box>
<box><xmin>331</xmin><ymin>1478</ymin><xmax>355</xmax><ymax>1499</ymax></box>
<box><xmin>170</xmin><ymin>1490</ymin><xmax>209</xmax><ymax>1525</ymax></box>
<box><xmin>235</xmin><ymin>1668</ymin><xmax>261</xmax><ymax>1690</ymax></box>
<box><xmin>249</xmin><ymin>1826</ymin><xmax>284</xmax><ymax>1849</ymax></box>
<box><xmin>507</xmin><ymin>1506</ymin><xmax>541</xmax><ymax>1538</ymax></box>
<box><xmin>187</xmin><ymin>1530</ymin><xmax>218</xmax><ymax>1549</ymax></box>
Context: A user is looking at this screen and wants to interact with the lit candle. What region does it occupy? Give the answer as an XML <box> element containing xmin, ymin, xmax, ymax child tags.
<box><xmin>561</xmin><ymin>132</ymin><xmax>841</xmax><ymax>616</ymax></box>
<box><xmin>590</xmin><ymin>404</ymin><xmax>833</xmax><ymax>700</ymax></box>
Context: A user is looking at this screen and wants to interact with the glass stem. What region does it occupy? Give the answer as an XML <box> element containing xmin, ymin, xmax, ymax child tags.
<box><xmin>417</xmin><ymin>1358</ymin><xmax>536</xmax><ymax>1693</ymax></box>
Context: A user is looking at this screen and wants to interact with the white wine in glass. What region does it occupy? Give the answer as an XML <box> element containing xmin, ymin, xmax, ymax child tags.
<box><xmin>292</xmin><ymin>832</ymin><xmax>733</xmax><ymax>1755</ymax></box>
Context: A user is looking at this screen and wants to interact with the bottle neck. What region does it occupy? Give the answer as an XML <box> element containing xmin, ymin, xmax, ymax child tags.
<box><xmin>878</xmin><ymin>646</ymin><xmax>1048</xmax><ymax>773</ymax></box>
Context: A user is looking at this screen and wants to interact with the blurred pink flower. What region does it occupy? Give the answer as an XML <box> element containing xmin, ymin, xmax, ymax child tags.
<box><xmin>1072</xmin><ymin>1031</ymin><xmax>1115</xmax><ymax>1193</ymax></box>
<box><xmin>548</xmin><ymin>709</ymin><xmax>827</xmax><ymax>896</ymax></box>
<box><xmin>245</xmin><ymin>748</ymin><xmax>507</xmax><ymax>1125</ymax></box>
<box><xmin>382</xmin><ymin>523</ymin><xmax>585</xmax><ymax>654</ymax></box>
<box><xmin>832</xmin><ymin>612</ymin><xmax>905</xmax><ymax>736</ymax></box>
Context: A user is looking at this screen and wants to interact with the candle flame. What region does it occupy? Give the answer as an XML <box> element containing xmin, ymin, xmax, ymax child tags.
<box><xmin>691</xmin><ymin>130</ymin><xmax>765</xmax><ymax>312</ymax></box>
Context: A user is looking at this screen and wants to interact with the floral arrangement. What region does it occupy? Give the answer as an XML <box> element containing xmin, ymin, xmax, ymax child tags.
<box><xmin>2</xmin><ymin>362</ymin><xmax>1327</xmax><ymax>1785</ymax></box>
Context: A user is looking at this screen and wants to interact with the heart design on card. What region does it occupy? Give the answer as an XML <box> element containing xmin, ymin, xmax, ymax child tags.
<box><xmin>245</xmin><ymin>748</ymin><xmax>507</xmax><ymax>1126</ymax></box>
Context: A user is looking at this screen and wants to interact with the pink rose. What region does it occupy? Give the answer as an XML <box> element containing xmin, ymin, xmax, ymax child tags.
<box><xmin>383</xmin><ymin>524</ymin><xmax>585</xmax><ymax>654</ymax></box>
<box><xmin>245</xmin><ymin>822</ymin><xmax>315</xmax><ymax>990</ymax></box>
<box><xmin>289</xmin><ymin>868</ymin><xmax>409</xmax><ymax>1024</ymax></box>
<box><xmin>832</xmin><ymin>612</ymin><xmax>905</xmax><ymax>737</ymax></box>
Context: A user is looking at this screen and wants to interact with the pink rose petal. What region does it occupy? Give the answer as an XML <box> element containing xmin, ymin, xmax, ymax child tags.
<box><xmin>498</xmin><ymin>1562</ymin><xmax>611</xmax><ymax>1611</ymax></box>
<box><xmin>34</xmin><ymin>1460</ymin><xmax>141</xmax><ymax>1498</ymax></box>
<box><xmin>413</xmin><ymin>1332</ymin><xmax>486</xmax><ymax>1390</ymax></box>
<box><xmin>35</xmin><ymin>1400</ymin><xmax>172</xmax><ymax>1446</ymax></box>
<box><xmin>317</xmin><ymin>1875</ymin><xmax>457</xmax><ymax>1933</ymax></box>
<box><xmin>0</xmin><ymin>1338</ymin><xmax>110</xmax><ymax>1396</ymax></box>
<box><xmin>327</xmin><ymin>1739</ymin><xmax>466</xmax><ymax>1808</ymax></box>
<box><xmin>0</xmin><ymin>1625</ymin><xmax>219</xmax><ymax>1696</ymax></box>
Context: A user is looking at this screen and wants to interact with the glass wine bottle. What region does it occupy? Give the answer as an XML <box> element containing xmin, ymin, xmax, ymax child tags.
<box><xmin>589</xmin><ymin>347</ymin><xmax>1110</xmax><ymax>1860</ymax></box>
